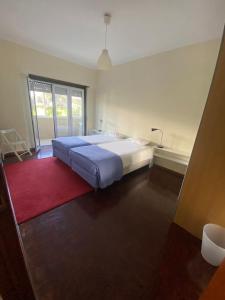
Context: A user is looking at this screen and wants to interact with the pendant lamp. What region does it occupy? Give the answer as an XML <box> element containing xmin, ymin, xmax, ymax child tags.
<box><xmin>97</xmin><ymin>13</ymin><xmax>112</xmax><ymax>70</ymax></box>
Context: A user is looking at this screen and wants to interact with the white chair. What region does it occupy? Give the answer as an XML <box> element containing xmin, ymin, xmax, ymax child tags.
<box><xmin>0</xmin><ymin>129</ymin><xmax>32</xmax><ymax>161</ymax></box>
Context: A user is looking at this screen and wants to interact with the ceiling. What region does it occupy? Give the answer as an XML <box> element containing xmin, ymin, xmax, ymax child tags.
<box><xmin>0</xmin><ymin>0</ymin><xmax>224</xmax><ymax>68</ymax></box>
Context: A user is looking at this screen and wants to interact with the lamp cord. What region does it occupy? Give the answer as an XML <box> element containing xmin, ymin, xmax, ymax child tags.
<box><xmin>105</xmin><ymin>23</ymin><xmax>108</xmax><ymax>49</ymax></box>
<box><xmin>160</xmin><ymin>130</ymin><xmax>163</xmax><ymax>147</ymax></box>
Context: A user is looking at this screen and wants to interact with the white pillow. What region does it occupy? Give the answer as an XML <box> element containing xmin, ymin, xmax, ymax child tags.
<box><xmin>108</xmin><ymin>131</ymin><xmax>127</xmax><ymax>139</ymax></box>
<box><xmin>128</xmin><ymin>137</ymin><xmax>150</xmax><ymax>146</ymax></box>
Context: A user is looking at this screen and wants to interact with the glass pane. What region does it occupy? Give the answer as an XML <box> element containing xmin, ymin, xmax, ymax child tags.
<box><xmin>34</xmin><ymin>91</ymin><xmax>54</xmax><ymax>146</ymax></box>
<box><xmin>35</xmin><ymin>92</ymin><xmax>53</xmax><ymax>118</ymax></box>
<box><xmin>54</xmin><ymin>86</ymin><xmax>68</xmax><ymax>95</ymax></box>
<box><xmin>29</xmin><ymin>81</ymin><xmax>52</xmax><ymax>93</ymax></box>
<box><xmin>72</xmin><ymin>96</ymin><xmax>83</xmax><ymax>135</ymax></box>
<box><xmin>55</xmin><ymin>93</ymin><xmax>69</xmax><ymax>137</ymax></box>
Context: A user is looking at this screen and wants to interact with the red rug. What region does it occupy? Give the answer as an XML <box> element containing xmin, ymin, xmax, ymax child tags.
<box><xmin>5</xmin><ymin>157</ymin><xmax>93</xmax><ymax>224</ymax></box>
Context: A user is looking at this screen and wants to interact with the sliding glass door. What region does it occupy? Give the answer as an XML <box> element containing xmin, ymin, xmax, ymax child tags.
<box><xmin>28</xmin><ymin>78</ymin><xmax>86</xmax><ymax>149</ymax></box>
<box><xmin>71</xmin><ymin>88</ymin><xmax>84</xmax><ymax>136</ymax></box>
<box><xmin>53</xmin><ymin>85</ymin><xmax>70</xmax><ymax>137</ymax></box>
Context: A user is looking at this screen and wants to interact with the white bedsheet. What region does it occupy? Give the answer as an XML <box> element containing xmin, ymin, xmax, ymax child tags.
<box><xmin>98</xmin><ymin>140</ymin><xmax>153</xmax><ymax>170</ymax></box>
<box><xmin>81</xmin><ymin>134</ymin><xmax>119</xmax><ymax>144</ymax></box>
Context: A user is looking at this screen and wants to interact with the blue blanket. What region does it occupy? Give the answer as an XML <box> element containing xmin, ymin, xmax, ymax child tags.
<box><xmin>52</xmin><ymin>136</ymin><xmax>90</xmax><ymax>150</ymax></box>
<box><xmin>69</xmin><ymin>145</ymin><xmax>123</xmax><ymax>189</ymax></box>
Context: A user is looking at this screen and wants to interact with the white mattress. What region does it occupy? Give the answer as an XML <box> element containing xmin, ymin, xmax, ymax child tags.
<box><xmin>98</xmin><ymin>140</ymin><xmax>153</xmax><ymax>170</ymax></box>
<box><xmin>81</xmin><ymin>134</ymin><xmax>120</xmax><ymax>144</ymax></box>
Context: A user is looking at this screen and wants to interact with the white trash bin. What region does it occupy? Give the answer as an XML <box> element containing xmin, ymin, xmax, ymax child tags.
<box><xmin>201</xmin><ymin>224</ymin><xmax>225</xmax><ymax>266</ymax></box>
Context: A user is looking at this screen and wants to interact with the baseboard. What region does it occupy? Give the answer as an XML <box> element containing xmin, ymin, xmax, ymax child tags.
<box><xmin>154</xmin><ymin>156</ymin><xmax>187</xmax><ymax>175</ymax></box>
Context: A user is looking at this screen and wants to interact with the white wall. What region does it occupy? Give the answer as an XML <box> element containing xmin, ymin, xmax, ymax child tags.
<box><xmin>95</xmin><ymin>40</ymin><xmax>220</xmax><ymax>154</ymax></box>
<box><xmin>0</xmin><ymin>40</ymin><xmax>97</xmax><ymax>147</ymax></box>
<box><xmin>0</xmin><ymin>39</ymin><xmax>220</xmax><ymax>156</ymax></box>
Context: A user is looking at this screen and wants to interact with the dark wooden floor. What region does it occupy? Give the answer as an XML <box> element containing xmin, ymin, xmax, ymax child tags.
<box><xmin>6</xmin><ymin>149</ymin><xmax>216</xmax><ymax>299</ymax></box>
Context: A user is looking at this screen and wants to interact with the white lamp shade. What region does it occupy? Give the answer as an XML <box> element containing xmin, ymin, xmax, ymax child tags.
<box><xmin>97</xmin><ymin>49</ymin><xmax>112</xmax><ymax>70</ymax></box>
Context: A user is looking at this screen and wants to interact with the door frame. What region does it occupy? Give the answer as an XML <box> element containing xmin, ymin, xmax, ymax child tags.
<box><xmin>27</xmin><ymin>78</ymin><xmax>41</xmax><ymax>153</ymax></box>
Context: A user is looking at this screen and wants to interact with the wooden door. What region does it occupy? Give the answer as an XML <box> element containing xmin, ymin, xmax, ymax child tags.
<box><xmin>175</xmin><ymin>28</ymin><xmax>225</xmax><ymax>238</ymax></box>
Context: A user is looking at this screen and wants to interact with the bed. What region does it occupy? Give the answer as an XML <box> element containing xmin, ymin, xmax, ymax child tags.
<box><xmin>52</xmin><ymin>134</ymin><xmax>120</xmax><ymax>165</ymax></box>
<box><xmin>69</xmin><ymin>140</ymin><xmax>154</xmax><ymax>189</ymax></box>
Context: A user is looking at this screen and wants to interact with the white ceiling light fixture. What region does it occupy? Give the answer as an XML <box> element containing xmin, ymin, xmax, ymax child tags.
<box><xmin>97</xmin><ymin>13</ymin><xmax>112</xmax><ymax>70</ymax></box>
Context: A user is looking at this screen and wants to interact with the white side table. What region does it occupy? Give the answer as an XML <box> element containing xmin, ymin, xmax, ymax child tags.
<box><xmin>153</xmin><ymin>146</ymin><xmax>190</xmax><ymax>174</ymax></box>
